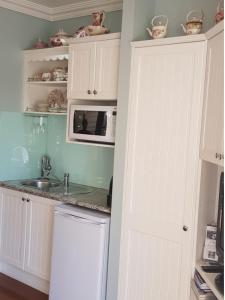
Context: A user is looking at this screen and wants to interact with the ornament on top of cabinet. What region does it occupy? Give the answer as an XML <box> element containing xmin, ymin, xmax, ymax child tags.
<box><xmin>181</xmin><ymin>10</ymin><xmax>204</xmax><ymax>35</ymax></box>
<box><xmin>146</xmin><ymin>15</ymin><xmax>168</xmax><ymax>39</ymax></box>
<box><xmin>215</xmin><ymin>0</ymin><xmax>224</xmax><ymax>23</ymax></box>
<box><xmin>49</xmin><ymin>29</ymin><xmax>72</xmax><ymax>47</ymax></box>
<box><xmin>73</xmin><ymin>10</ymin><xmax>109</xmax><ymax>38</ymax></box>
<box><xmin>32</xmin><ymin>37</ymin><xmax>48</xmax><ymax>49</ymax></box>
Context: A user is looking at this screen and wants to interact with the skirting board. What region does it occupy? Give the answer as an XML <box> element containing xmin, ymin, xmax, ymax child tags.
<box><xmin>0</xmin><ymin>262</ymin><xmax>49</xmax><ymax>294</ymax></box>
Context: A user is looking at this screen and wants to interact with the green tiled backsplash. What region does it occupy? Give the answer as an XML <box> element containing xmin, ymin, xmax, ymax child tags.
<box><xmin>0</xmin><ymin>112</ymin><xmax>114</xmax><ymax>189</ymax></box>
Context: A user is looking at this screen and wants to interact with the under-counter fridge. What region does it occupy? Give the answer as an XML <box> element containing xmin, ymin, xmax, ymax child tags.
<box><xmin>49</xmin><ymin>204</ymin><xmax>110</xmax><ymax>300</ymax></box>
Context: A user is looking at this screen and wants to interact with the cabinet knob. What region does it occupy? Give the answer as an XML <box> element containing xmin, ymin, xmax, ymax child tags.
<box><xmin>87</xmin><ymin>90</ymin><xmax>92</xmax><ymax>95</ymax></box>
<box><xmin>93</xmin><ymin>90</ymin><xmax>98</xmax><ymax>95</ymax></box>
<box><xmin>215</xmin><ymin>153</ymin><xmax>219</xmax><ymax>159</ymax></box>
<box><xmin>183</xmin><ymin>226</ymin><xmax>188</xmax><ymax>232</ymax></box>
<box><xmin>22</xmin><ymin>197</ymin><xmax>26</xmax><ymax>202</ymax></box>
<box><xmin>27</xmin><ymin>199</ymin><xmax>30</xmax><ymax>203</ymax></box>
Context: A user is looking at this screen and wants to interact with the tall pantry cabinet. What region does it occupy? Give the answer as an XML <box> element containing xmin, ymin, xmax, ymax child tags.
<box><xmin>118</xmin><ymin>24</ymin><xmax>223</xmax><ymax>300</ymax></box>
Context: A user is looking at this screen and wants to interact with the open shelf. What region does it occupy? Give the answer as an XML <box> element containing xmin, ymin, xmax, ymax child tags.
<box><xmin>24</xmin><ymin>111</ymin><xmax>67</xmax><ymax>116</ymax></box>
<box><xmin>196</xmin><ymin>262</ymin><xmax>224</xmax><ymax>300</ymax></box>
<box><xmin>25</xmin><ymin>81</ymin><xmax>67</xmax><ymax>86</ymax></box>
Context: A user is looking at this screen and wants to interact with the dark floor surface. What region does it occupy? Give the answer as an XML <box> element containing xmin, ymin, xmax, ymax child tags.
<box><xmin>0</xmin><ymin>273</ymin><xmax>48</xmax><ymax>300</ymax></box>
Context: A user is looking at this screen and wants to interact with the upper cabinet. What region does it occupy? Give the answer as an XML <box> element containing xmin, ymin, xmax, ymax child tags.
<box><xmin>67</xmin><ymin>33</ymin><xmax>120</xmax><ymax>100</ymax></box>
<box><xmin>200</xmin><ymin>27</ymin><xmax>224</xmax><ymax>167</ymax></box>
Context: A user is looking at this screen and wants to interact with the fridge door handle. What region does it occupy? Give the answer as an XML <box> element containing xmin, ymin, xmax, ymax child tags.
<box><xmin>54</xmin><ymin>211</ymin><xmax>105</xmax><ymax>225</ymax></box>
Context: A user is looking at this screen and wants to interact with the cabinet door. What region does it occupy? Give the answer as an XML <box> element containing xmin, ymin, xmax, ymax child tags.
<box><xmin>0</xmin><ymin>189</ymin><xmax>26</xmax><ymax>269</ymax></box>
<box><xmin>201</xmin><ymin>31</ymin><xmax>224</xmax><ymax>166</ymax></box>
<box><xmin>67</xmin><ymin>43</ymin><xmax>95</xmax><ymax>99</ymax></box>
<box><xmin>118</xmin><ymin>42</ymin><xmax>206</xmax><ymax>300</ymax></box>
<box><xmin>94</xmin><ymin>39</ymin><xmax>120</xmax><ymax>100</ymax></box>
<box><xmin>24</xmin><ymin>195</ymin><xmax>56</xmax><ymax>281</ymax></box>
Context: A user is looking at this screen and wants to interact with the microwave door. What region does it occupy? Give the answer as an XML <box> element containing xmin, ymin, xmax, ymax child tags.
<box><xmin>73</xmin><ymin>110</ymin><xmax>108</xmax><ymax>142</ymax></box>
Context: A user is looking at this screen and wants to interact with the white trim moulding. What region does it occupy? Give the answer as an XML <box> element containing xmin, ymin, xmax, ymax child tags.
<box><xmin>0</xmin><ymin>0</ymin><xmax>123</xmax><ymax>21</ymax></box>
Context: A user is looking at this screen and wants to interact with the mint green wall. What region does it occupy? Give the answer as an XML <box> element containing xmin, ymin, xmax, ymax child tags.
<box><xmin>0</xmin><ymin>113</ymin><xmax>114</xmax><ymax>188</ymax></box>
<box><xmin>49</xmin><ymin>10</ymin><xmax>122</xmax><ymax>36</ymax></box>
<box><xmin>154</xmin><ymin>0</ymin><xmax>218</xmax><ymax>37</ymax></box>
<box><xmin>46</xmin><ymin>116</ymin><xmax>114</xmax><ymax>189</ymax></box>
<box><xmin>0</xmin><ymin>8</ymin><xmax>118</xmax><ymax>187</ymax></box>
<box><xmin>0</xmin><ymin>112</ymin><xmax>47</xmax><ymax>180</ymax></box>
<box><xmin>0</xmin><ymin>8</ymin><xmax>50</xmax><ymax>112</ymax></box>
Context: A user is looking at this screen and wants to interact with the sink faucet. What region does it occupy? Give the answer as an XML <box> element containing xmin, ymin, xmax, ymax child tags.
<box><xmin>41</xmin><ymin>155</ymin><xmax>52</xmax><ymax>178</ymax></box>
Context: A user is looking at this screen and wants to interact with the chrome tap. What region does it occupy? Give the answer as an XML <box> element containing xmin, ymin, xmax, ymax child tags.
<box><xmin>41</xmin><ymin>155</ymin><xmax>52</xmax><ymax>178</ymax></box>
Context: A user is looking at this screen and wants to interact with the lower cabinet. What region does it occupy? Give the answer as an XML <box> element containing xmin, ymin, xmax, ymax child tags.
<box><xmin>0</xmin><ymin>188</ymin><xmax>59</xmax><ymax>282</ymax></box>
<box><xmin>0</xmin><ymin>189</ymin><xmax>26</xmax><ymax>269</ymax></box>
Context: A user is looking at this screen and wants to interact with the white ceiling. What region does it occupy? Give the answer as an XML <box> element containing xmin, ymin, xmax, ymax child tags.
<box><xmin>26</xmin><ymin>0</ymin><xmax>87</xmax><ymax>8</ymax></box>
<box><xmin>0</xmin><ymin>0</ymin><xmax>123</xmax><ymax>21</ymax></box>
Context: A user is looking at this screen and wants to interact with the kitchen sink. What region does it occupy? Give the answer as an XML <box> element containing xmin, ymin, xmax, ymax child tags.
<box><xmin>21</xmin><ymin>178</ymin><xmax>61</xmax><ymax>190</ymax></box>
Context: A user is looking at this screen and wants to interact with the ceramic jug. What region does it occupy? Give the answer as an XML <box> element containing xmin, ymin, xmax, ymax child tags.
<box><xmin>146</xmin><ymin>15</ymin><xmax>168</xmax><ymax>39</ymax></box>
<box><xmin>181</xmin><ymin>10</ymin><xmax>204</xmax><ymax>35</ymax></box>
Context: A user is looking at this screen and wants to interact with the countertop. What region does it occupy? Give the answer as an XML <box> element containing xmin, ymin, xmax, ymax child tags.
<box><xmin>0</xmin><ymin>180</ymin><xmax>111</xmax><ymax>214</ymax></box>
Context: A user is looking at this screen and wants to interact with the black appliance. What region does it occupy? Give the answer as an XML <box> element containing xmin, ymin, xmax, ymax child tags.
<box><xmin>107</xmin><ymin>177</ymin><xmax>113</xmax><ymax>208</ymax></box>
<box><xmin>215</xmin><ymin>172</ymin><xmax>224</xmax><ymax>294</ymax></box>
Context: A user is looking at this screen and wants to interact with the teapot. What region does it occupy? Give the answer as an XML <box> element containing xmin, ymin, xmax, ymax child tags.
<box><xmin>146</xmin><ymin>15</ymin><xmax>168</xmax><ymax>39</ymax></box>
<box><xmin>181</xmin><ymin>10</ymin><xmax>204</xmax><ymax>35</ymax></box>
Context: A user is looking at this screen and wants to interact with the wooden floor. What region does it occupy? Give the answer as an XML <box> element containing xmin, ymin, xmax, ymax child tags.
<box><xmin>0</xmin><ymin>273</ymin><xmax>48</xmax><ymax>300</ymax></box>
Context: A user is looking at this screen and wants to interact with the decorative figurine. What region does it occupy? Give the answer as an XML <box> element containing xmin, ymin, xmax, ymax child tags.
<box><xmin>49</xmin><ymin>29</ymin><xmax>72</xmax><ymax>47</ymax></box>
<box><xmin>32</xmin><ymin>38</ymin><xmax>48</xmax><ymax>49</ymax></box>
<box><xmin>181</xmin><ymin>10</ymin><xmax>204</xmax><ymax>35</ymax></box>
<box><xmin>146</xmin><ymin>15</ymin><xmax>168</xmax><ymax>39</ymax></box>
<box><xmin>73</xmin><ymin>10</ymin><xmax>109</xmax><ymax>38</ymax></box>
<box><xmin>215</xmin><ymin>0</ymin><xmax>224</xmax><ymax>23</ymax></box>
<box><xmin>47</xmin><ymin>89</ymin><xmax>67</xmax><ymax>112</ymax></box>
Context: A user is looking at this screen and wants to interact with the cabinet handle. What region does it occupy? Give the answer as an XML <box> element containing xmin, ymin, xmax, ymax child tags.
<box><xmin>27</xmin><ymin>199</ymin><xmax>30</xmax><ymax>203</ymax></box>
<box><xmin>22</xmin><ymin>197</ymin><xmax>26</xmax><ymax>202</ymax></box>
<box><xmin>183</xmin><ymin>226</ymin><xmax>188</xmax><ymax>232</ymax></box>
<box><xmin>215</xmin><ymin>153</ymin><xmax>219</xmax><ymax>159</ymax></box>
<box><xmin>87</xmin><ymin>90</ymin><xmax>92</xmax><ymax>95</ymax></box>
<box><xmin>93</xmin><ymin>90</ymin><xmax>98</xmax><ymax>95</ymax></box>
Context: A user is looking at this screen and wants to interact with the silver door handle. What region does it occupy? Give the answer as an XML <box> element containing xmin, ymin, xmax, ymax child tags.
<box><xmin>54</xmin><ymin>211</ymin><xmax>105</xmax><ymax>225</ymax></box>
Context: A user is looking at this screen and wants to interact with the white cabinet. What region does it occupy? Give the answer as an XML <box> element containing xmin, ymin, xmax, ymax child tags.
<box><xmin>118</xmin><ymin>38</ymin><xmax>207</xmax><ymax>300</ymax></box>
<box><xmin>0</xmin><ymin>189</ymin><xmax>26</xmax><ymax>269</ymax></box>
<box><xmin>200</xmin><ymin>30</ymin><xmax>224</xmax><ymax>166</ymax></box>
<box><xmin>24</xmin><ymin>194</ymin><xmax>56</xmax><ymax>280</ymax></box>
<box><xmin>0</xmin><ymin>188</ymin><xmax>58</xmax><ymax>282</ymax></box>
<box><xmin>67</xmin><ymin>34</ymin><xmax>120</xmax><ymax>100</ymax></box>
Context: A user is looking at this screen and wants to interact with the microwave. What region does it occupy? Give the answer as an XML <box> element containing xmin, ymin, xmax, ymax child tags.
<box><xmin>69</xmin><ymin>105</ymin><xmax>117</xmax><ymax>144</ymax></box>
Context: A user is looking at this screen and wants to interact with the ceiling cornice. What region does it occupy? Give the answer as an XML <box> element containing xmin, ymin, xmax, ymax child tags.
<box><xmin>0</xmin><ymin>0</ymin><xmax>51</xmax><ymax>20</ymax></box>
<box><xmin>0</xmin><ymin>0</ymin><xmax>123</xmax><ymax>21</ymax></box>
<box><xmin>52</xmin><ymin>0</ymin><xmax>123</xmax><ymax>21</ymax></box>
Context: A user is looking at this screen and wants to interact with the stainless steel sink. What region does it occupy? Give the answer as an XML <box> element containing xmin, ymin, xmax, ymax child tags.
<box><xmin>21</xmin><ymin>178</ymin><xmax>61</xmax><ymax>190</ymax></box>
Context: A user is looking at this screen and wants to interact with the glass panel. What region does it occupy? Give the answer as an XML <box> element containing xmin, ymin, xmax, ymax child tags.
<box><xmin>73</xmin><ymin>111</ymin><xmax>107</xmax><ymax>136</ymax></box>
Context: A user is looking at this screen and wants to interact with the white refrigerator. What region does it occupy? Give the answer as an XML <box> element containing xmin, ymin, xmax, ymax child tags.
<box><xmin>49</xmin><ymin>204</ymin><xmax>110</xmax><ymax>300</ymax></box>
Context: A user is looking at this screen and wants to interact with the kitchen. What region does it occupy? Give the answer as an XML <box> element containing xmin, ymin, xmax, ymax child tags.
<box><xmin>0</xmin><ymin>0</ymin><xmax>224</xmax><ymax>300</ymax></box>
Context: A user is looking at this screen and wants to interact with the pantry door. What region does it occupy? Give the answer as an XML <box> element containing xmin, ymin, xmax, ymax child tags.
<box><xmin>118</xmin><ymin>41</ymin><xmax>206</xmax><ymax>300</ymax></box>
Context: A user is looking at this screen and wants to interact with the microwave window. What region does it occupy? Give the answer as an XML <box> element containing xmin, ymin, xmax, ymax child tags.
<box><xmin>73</xmin><ymin>111</ymin><xmax>107</xmax><ymax>136</ymax></box>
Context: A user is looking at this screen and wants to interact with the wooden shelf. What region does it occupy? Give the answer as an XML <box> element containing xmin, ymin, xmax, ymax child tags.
<box><xmin>196</xmin><ymin>262</ymin><xmax>224</xmax><ymax>300</ymax></box>
<box><xmin>24</xmin><ymin>111</ymin><xmax>67</xmax><ymax>116</ymax></box>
